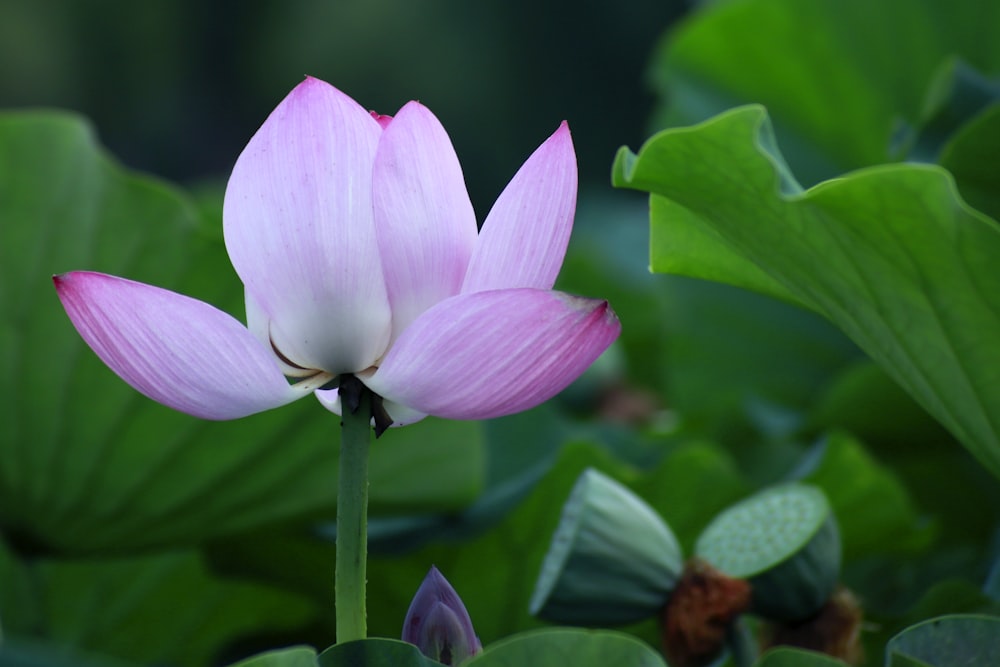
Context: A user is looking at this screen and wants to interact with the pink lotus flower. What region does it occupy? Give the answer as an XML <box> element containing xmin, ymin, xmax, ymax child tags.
<box><xmin>54</xmin><ymin>77</ymin><xmax>620</xmax><ymax>429</ymax></box>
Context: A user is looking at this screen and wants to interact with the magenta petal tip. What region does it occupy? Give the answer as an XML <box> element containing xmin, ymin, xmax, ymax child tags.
<box><xmin>370</xmin><ymin>110</ymin><xmax>393</xmax><ymax>128</ymax></box>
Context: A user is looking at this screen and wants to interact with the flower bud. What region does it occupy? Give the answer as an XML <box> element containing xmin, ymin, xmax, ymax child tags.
<box><xmin>403</xmin><ymin>566</ymin><xmax>482</xmax><ymax>665</ymax></box>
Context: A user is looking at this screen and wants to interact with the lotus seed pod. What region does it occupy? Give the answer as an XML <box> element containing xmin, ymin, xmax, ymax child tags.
<box><xmin>530</xmin><ymin>467</ymin><xmax>684</xmax><ymax>626</ymax></box>
<box><xmin>694</xmin><ymin>482</ymin><xmax>841</xmax><ymax>622</ymax></box>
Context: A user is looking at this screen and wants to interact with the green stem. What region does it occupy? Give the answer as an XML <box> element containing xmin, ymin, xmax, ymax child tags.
<box><xmin>336</xmin><ymin>375</ymin><xmax>372</xmax><ymax>643</ymax></box>
<box><xmin>726</xmin><ymin>616</ymin><xmax>758</xmax><ymax>667</ymax></box>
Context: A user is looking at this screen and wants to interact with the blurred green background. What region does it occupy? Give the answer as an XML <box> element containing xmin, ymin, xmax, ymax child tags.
<box><xmin>2</xmin><ymin>0</ymin><xmax>1000</xmax><ymax>665</ymax></box>
<box><xmin>0</xmin><ymin>0</ymin><xmax>686</xmax><ymax>207</ymax></box>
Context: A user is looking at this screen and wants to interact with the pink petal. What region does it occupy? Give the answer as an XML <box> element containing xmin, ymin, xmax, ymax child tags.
<box><xmin>223</xmin><ymin>76</ymin><xmax>391</xmax><ymax>374</ymax></box>
<box><xmin>54</xmin><ymin>271</ymin><xmax>308</xmax><ymax>420</ymax></box>
<box><xmin>461</xmin><ymin>122</ymin><xmax>577</xmax><ymax>293</ymax></box>
<box><xmin>373</xmin><ymin>101</ymin><xmax>477</xmax><ymax>341</ymax></box>
<box><xmin>365</xmin><ymin>289</ymin><xmax>620</xmax><ymax>420</ymax></box>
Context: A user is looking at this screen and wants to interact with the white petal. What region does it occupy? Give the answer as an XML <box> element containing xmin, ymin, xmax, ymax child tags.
<box><xmin>223</xmin><ymin>77</ymin><xmax>391</xmax><ymax>374</ymax></box>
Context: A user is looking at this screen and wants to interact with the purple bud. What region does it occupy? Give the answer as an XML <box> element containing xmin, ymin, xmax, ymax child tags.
<box><xmin>403</xmin><ymin>566</ymin><xmax>482</xmax><ymax>665</ymax></box>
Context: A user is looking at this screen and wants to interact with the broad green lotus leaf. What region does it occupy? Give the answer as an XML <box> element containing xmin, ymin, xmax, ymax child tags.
<box><xmin>654</xmin><ymin>277</ymin><xmax>860</xmax><ymax>439</ymax></box>
<box><xmin>891</xmin><ymin>58</ymin><xmax>1000</xmax><ymax>165</ymax></box>
<box><xmin>875</xmin><ymin>579</ymin><xmax>1000</xmax><ymax>661</ymax></box>
<box><xmin>0</xmin><ymin>543</ymin><xmax>314</xmax><ymax>667</ymax></box>
<box><xmin>805</xmin><ymin>362</ymin><xmax>953</xmax><ymax>449</ymax></box>
<box><xmin>316</xmin><ymin>640</ymin><xmax>442</xmax><ymax>667</ymax></box>
<box><xmin>0</xmin><ymin>643</ymin><xmax>139</xmax><ymax>667</ymax></box>
<box><xmin>753</xmin><ymin>647</ymin><xmax>849</xmax><ymax>667</ymax></box>
<box><xmin>804</xmin><ymin>362</ymin><xmax>1000</xmax><ymax>557</ymax></box>
<box><xmin>0</xmin><ymin>111</ymin><xmax>484</xmax><ymax>555</ymax></box>
<box><xmin>939</xmin><ymin>104</ymin><xmax>1000</xmax><ymax>221</ymax></box>
<box><xmin>561</xmin><ymin>197</ymin><xmax>862</xmax><ymax>442</ymax></box>
<box><xmin>887</xmin><ymin>614</ymin><xmax>1000</xmax><ymax>667</ymax></box>
<box><xmin>229</xmin><ymin>647</ymin><xmax>319</xmax><ymax>667</ymax></box>
<box><xmin>648</xmin><ymin>0</ymin><xmax>1000</xmax><ymax>183</ymax></box>
<box><xmin>462</xmin><ymin>628</ymin><xmax>666</xmax><ymax>667</ymax></box>
<box><xmin>797</xmin><ymin>431</ymin><xmax>935</xmax><ymax>560</ymax></box>
<box><xmin>613</xmin><ymin>105</ymin><xmax>1000</xmax><ymax>480</ymax></box>
<box><xmin>632</xmin><ymin>441</ymin><xmax>748</xmax><ymax>555</ymax></box>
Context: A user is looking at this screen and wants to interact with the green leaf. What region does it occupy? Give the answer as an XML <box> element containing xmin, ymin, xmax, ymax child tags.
<box><xmin>317</xmin><ymin>639</ymin><xmax>441</xmax><ymax>667</ymax></box>
<box><xmin>805</xmin><ymin>362</ymin><xmax>953</xmax><ymax>449</ymax></box>
<box><xmin>901</xmin><ymin>580</ymin><xmax>1000</xmax><ymax>625</ymax></box>
<box><xmin>463</xmin><ymin>628</ymin><xmax>666</xmax><ymax>667</ymax></box>
<box><xmin>891</xmin><ymin>58</ymin><xmax>1000</xmax><ymax>164</ymax></box>
<box><xmin>654</xmin><ymin>277</ymin><xmax>860</xmax><ymax>440</ymax></box>
<box><xmin>0</xmin><ymin>642</ymin><xmax>139</xmax><ymax>667</ymax></box>
<box><xmin>753</xmin><ymin>647</ymin><xmax>849</xmax><ymax>667</ymax></box>
<box><xmin>645</xmin><ymin>198</ymin><xmax>806</xmax><ymax>310</ymax></box>
<box><xmin>0</xmin><ymin>111</ymin><xmax>484</xmax><ymax>555</ymax></box>
<box><xmin>613</xmin><ymin>105</ymin><xmax>1000</xmax><ymax>480</ymax></box>
<box><xmin>632</xmin><ymin>441</ymin><xmax>748</xmax><ymax>555</ymax></box>
<box><xmin>887</xmin><ymin>614</ymin><xmax>1000</xmax><ymax>667</ymax></box>
<box><xmin>648</xmin><ymin>0</ymin><xmax>1000</xmax><ymax>182</ymax></box>
<box><xmin>0</xmin><ymin>542</ymin><xmax>314</xmax><ymax>667</ymax></box>
<box><xmin>229</xmin><ymin>647</ymin><xmax>319</xmax><ymax>667</ymax></box>
<box><xmin>939</xmin><ymin>104</ymin><xmax>1000</xmax><ymax>221</ymax></box>
<box><xmin>888</xmin><ymin>656</ymin><xmax>933</xmax><ymax>667</ymax></box>
<box><xmin>796</xmin><ymin>431</ymin><xmax>935</xmax><ymax>559</ymax></box>
<box><xmin>804</xmin><ymin>364</ymin><xmax>1000</xmax><ymax>554</ymax></box>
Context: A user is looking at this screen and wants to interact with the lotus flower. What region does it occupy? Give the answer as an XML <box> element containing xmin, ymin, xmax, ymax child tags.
<box><xmin>403</xmin><ymin>566</ymin><xmax>481</xmax><ymax>665</ymax></box>
<box><xmin>54</xmin><ymin>76</ymin><xmax>620</xmax><ymax>429</ymax></box>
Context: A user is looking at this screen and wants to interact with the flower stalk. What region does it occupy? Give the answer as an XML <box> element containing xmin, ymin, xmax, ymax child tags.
<box><xmin>336</xmin><ymin>374</ymin><xmax>372</xmax><ymax>643</ymax></box>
